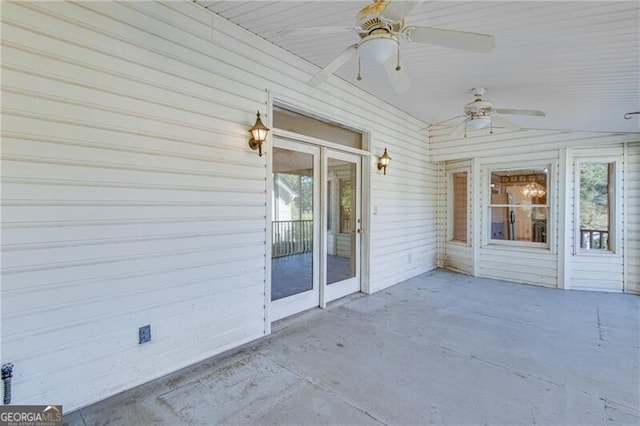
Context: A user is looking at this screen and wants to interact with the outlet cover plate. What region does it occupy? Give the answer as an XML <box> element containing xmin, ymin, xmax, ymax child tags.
<box><xmin>139</xmin><ymin>325</ymin><xmax>151</xmax><ymax>344</ymax></box>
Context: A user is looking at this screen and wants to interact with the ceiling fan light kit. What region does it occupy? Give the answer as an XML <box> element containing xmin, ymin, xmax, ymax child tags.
<box><xmin>466</xmin><ymin>116</ymin><xmax>491</xmax><ymax>130</ymax></box>
<box><xmin>443</xmin><ymin>88</ymin><xmax>546</xmax><ymax>137</ymax></box>
<box><xmin>289</xmin><ymin>0</ymin><xmax>495</xmax><ymax>92</ymax></box>
<box><xmin>358</xmin><ymin>33</ymin><xmax>398</xmax><ymax>64</ymax></box>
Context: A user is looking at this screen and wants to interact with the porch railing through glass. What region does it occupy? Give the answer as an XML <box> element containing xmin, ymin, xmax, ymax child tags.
<box><xmin>580</xmin><ymin>229</ymin><xmax>609</xmax><ymax>250</ymax></box>
<box><xmin>272</xmin><ymin>220</ymin><xmax>313</xmax><ymax>258</ymax></box>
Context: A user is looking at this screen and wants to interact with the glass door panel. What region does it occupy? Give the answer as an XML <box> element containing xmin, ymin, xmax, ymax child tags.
<box><xmin>271</xmin><ymin>140</ymin><xmax>320</xmax><ymax>321</ymax></box>
<box><xmin>324</xmin><ymin>150</ymin><xmax>361</xmax><ymax>303</ymax></box>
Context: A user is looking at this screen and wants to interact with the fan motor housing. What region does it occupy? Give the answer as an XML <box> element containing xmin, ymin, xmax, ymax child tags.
<box><xmin>357</xmin><ymin>1</ymin><xmax>403</xmax><ymax>35</ymax></box>
<box><xmin>464</xmin><ymin>99</ymin><xmax>494</xmax><ymax>115</ymax></box>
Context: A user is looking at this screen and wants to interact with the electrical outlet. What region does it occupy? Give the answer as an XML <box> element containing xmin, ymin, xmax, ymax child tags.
<box><xmin>139</xmin><ymin>325</ymin><xmax>151</xmax><ymax>344</ymax></box>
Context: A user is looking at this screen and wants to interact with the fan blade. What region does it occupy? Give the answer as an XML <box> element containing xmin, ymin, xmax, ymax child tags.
<box><xmin>430</xmin><ymin>115</ymin><xmax>465</xmax><ymax>127</ymax></box>
<box><xmin>492</xmin><ymin>113</ymin><xmax>521</xmax><ymax>131</ymax></box>
<box><xmin>449</xmin><ymin>119</ymin><xmax>468</xmax><ymax>136</ymax></box>
<box><xmin>403</xmin><ymin>26</ymin><xmax>495</xmax><ymax>53</ymax></box>
<box><xmin>380</xmin><ymin>1</ymin><xmax>423</xmax><ymax>22</ymax></box>
<box><xmin>308</xmin><ymin>44</ymin><xmax>358</xmax><ymax>87</ymax></box>
<box><xmin>383</xmin><ymin>57</ymin><xmax>411</xmax><ymax>94</ymax></box>
<box><xmin>278</xmin><ymin>26</ymin><xmax>358</xmax><ymax>37</ymax></box>
<box><xmin>495</xmin><ymin>108</ymin><xmax>546</xmax><ymax>117</ymax></box>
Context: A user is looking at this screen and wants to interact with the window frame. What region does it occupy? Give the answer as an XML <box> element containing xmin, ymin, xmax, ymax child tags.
<box><xmin>574</xmin><ymin>157</ymin><xmax>620</xmax><ymax>255</ymax></box>
<box><xmin>485</xmin><ymin>162</ymin><xmax>554</xmax><ymax>250</ymax></box>
<box><xmin>447</xmin><ymin>167</ymin><xmax>471</xmax><ymax>245</ymax></box>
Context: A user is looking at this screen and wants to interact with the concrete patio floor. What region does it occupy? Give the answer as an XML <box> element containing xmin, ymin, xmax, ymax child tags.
<box><xmin>64</xmin><ymin>269</ymin><xmax>640</xmax><ymax>425</ymax></box>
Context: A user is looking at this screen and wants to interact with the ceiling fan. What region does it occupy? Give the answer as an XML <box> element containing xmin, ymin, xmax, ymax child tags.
<box><xmin>441</xmin><ymin>88</ymin><xmax>546</xmax><ymax>136</ymax></box>
<box><xmin>281</xmin><ymin>0</ymin><xmax>495</xmax><ymax>93</ymax></box>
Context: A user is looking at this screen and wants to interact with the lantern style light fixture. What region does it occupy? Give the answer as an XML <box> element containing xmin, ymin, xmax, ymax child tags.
<box><xmin>248</xmin><ymin>111</ymin><xmax>270</xmax><ymax>157</ymax></box>
<box><xmin>377</xmin><ymin>148</ymin><xmax>391</xmax><ymax>175</ymax></box>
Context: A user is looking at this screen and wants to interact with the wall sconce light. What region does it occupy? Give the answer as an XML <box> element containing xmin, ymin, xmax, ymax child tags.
<box><xmin>248</xmin><ymin>111</ymin><xmax>269</xmax><ymax>157</ymax></box>
<box><xmin>377</xmin><ymin>148</ymin><xmax>391</xmax><ymax>175</ymax></box>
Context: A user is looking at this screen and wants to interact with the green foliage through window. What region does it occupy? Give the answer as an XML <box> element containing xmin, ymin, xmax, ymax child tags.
<box><xmin>277</xmin><ymin>172</ymin><xmax>314</xmax><ymax>220</ymax></box>
<box><xmin>579</xmin><ymin>162</ymin><xmax>613</xmax><ymax>250</ymax></box>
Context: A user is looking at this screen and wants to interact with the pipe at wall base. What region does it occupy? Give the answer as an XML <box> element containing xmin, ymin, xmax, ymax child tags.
<box><xmin>2</xmin><ymin>363</ymin><xmax>13</xmax><ymax>405</ymax></box>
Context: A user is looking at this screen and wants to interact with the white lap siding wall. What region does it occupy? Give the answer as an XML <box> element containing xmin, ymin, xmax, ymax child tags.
<box><xmin>0</xmin><ymin>1</ymin><xmax>435</xmax><ymax>410</ymax></box>
<box><xmin>624</xmin><ymin>142</ymin><xmax>640</xmax><ymax>294</ymax></box>
<box><xmin>430</xmin><ymin>126</ymin><xmax>640</xmax><ymax>292</ymax></box>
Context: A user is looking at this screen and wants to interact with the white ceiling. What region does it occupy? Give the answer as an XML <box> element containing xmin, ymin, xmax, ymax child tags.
<box><xmin>197</xmin><ymin>1</ymin><xmax>640</xmax><ymax>133</ymax></box>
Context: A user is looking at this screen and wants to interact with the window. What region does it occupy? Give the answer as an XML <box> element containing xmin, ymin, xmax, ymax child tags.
<box><xmin>488</xmin><ymin>166</ymin><xmax>550</xmax><ymax>247</ymax></box>
<box><xmin>451</xmin><ymin>171</ymin><xmax>468</xmax><ymax>243</ymax></box>
<box><xmin>578</xmin><ymin>161</ymin><xmax>615</xmax><ymax>252</ymax></box>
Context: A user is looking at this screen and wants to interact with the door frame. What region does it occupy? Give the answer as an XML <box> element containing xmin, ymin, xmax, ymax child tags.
<box><xmin>266</xmin><ymin>128</ymin><xmax>371</xmax><ymax>326</ymax></box>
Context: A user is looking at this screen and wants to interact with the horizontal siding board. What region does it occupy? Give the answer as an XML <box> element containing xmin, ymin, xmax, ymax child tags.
<box><xmin>431</xmin><ymin>128</ymin><xmax>636</xmax><ymax>162</ymax></box>
<box><xmin>1</xmin><ymin>219</ymin><xmax>265</xmax><ymax>246</ymax></box>
<box><xmin>2</xmin><ymin>67</ymin><xmax>254</xmax><ymax>131</ymax></box>
<box><xmin>2</xmin><ymin>43</ymin><xmax>260</xmax><ymax>114</ymax></box>
<box><xmin>3</xmin><ymin>92</ymin><xmax>250</xmax><ymax>146</ymax></box>
<box><xmin>1</xmin><ymin>203</ymin><xmax>266</xmax><ymax>223</ymax></box>
<box><xmin>1</xmin><ymin>159</ymin><xmax>264</xmax><ymax>193</ymax></box>
<box><xmin>16</xmin><ymin>318</ymin><xmax>264</xmax><ymax>408</ymax></box>
<box><xmin>2</xmin><ymin>111</ymin><xmax>253</xmax><ymax>161</ymax></box>
<box><xmin>2</xmin><ymin>242</ymin><xmax>267</xmax><ymax>281</ymax></box>
<box><xmin>2</xmin><ymin>261</ymin><xmax>264</xmax><ymax>316</ymax></box>
<box><xmin>2</xmin><ymin>249</ymin><xmax>265</xmax><ymax>299</ymax></box>
<box><xmin>480</xmin><ymin>247</ymin><xmax>557</xmax><ymax>262</ymax></box>
<box><xmin>2</xmin><ymin>184</ymin><xmax>262</xmax><ymax>206</ymax></box>
<box><xmin>570</xmin><ymin>282</ymin><xmax>624</xmax><ymax>292</ymax></box>
<box><xmin>445</xmin><ymin>243</ymin><xmax>473</xmax><ymax>274</ymax></box>
<box><xmin>479</xmin><ymin>256</ymin><xmax>557</xmax><ymax>277</ymax></box>
<box><xmin>2</xmin><ymin>231</ymin><xmax>264</xmax><ymax>270</ymax></box>
<box><xmin>1</xmin><ymin>114</ymin><xmax>251</xmax><ymax>158</ymax></box>
<box><xmin>571</xmin><ymin>269</ymin><xmax>624</xmax><ymax>282</ymax></box>
<box><xmin>479</xmin><ymin>267</ymin><xmax>557</xmax><ymax>287</ymax></box>
<box><xmin>4</xmin><ymin>284</ymin><xmax>265</xmax><ymax>348</ymax></box>
<box><xmin>4</xmin><ymin>2</ymin><xmax>273</xmax><ymax>95</ymax></box>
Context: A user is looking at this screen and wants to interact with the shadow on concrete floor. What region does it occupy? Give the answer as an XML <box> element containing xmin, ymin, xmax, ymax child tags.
<box><xmin>65</xmin><ymin>269</ymin><xmax>640</xmax><ymax>425</ymax></box>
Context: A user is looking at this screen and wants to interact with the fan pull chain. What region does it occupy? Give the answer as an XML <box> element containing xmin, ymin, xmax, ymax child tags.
<box><xmin>490</xmin><ymin>117</ymin><xmax>494</xmax><ymax>134</ymax></box>
<box><xmin>395</xmin><ymin>43</ymin><xmax>401</xmax><ymax>71</ymax></box>
<box><xmin>464</xmin><ymin>121</ymin><xmax>467</xmax><ymax>138</ymax></box>
<box><xmin>357</xmin><ymin>56</ymin><xmax>362</xmax><ymax>81</ymax></box>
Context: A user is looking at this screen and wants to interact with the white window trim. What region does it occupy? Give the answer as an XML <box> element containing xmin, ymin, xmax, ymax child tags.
<box><xmin>447</xmin><ymin>167</ymin><xmax>471</xmax><ymax>246</ymax></box>
<box><xmin>574</xmin><ymin>157</ymin><xmax>621</xmax><ymax>256</ymax></box>
<box><xmin>484</xmin><ymin>161</ymin><xmax>555</xmax><ymax>251</ymax></box>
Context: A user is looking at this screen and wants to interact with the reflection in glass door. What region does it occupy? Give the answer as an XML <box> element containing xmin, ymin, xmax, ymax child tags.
<box><xmin>324</xmin><ymin>150</ymin><xmax>361</xmax><ymax>303</ymax></box>
<box><xmin>271</xmin><ymin>140</ymin><xmax>319</xmax><ymax>321</ymax></box>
